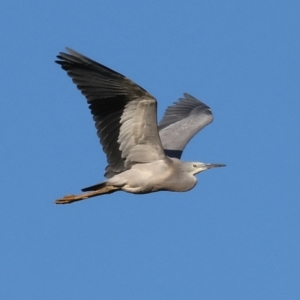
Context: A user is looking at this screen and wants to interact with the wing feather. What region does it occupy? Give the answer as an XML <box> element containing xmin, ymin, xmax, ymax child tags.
<box><xmin>56</xmin><ymin>48</ymin><xmax>165</xmax><ymax>177</ymax></box>
<box><xmin>158</xmin><ymin>93</ymin><xmax>213</xmax><ymax>159</ymax></box>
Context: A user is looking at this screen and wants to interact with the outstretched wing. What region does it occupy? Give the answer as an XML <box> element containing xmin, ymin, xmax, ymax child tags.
<box><xmin>56</xmin><ymin>48</ymin><xmax>165</xmax><ymax>178</ymax></box>
<box><xmin>158</xmin><ymin>93</ymin><xmax>213</xmax><ymax>159</ymax></box>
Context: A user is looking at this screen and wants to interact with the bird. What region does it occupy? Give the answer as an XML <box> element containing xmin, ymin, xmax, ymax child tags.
<box><xmin>55</xmin><ymin>48</ymin><xmax>225</xmax><ymax>204</ymax></box>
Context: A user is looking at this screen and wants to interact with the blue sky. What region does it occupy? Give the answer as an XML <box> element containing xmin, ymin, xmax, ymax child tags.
<box><xmin>1</xmin><ymin>1</ymin><xmax>300</xmax><ymax>299</ymax></box>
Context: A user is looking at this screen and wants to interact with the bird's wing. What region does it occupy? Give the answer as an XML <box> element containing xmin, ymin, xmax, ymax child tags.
<box><xmin>56</xmin><ymin>48</ymin><xmax>166</xmax><ymax>177</ymax></box>
<box><xmin>158</xmin><ymin>93</ymin><xmax>213</xmax><ymax>159</ymax></box>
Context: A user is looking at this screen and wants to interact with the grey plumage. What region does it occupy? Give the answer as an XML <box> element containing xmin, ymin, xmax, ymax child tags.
<box><xmin>159</xmin><ymin>93</ymin><xmax>213</xmax><ymax>159</ymax></box>
<box><xmin>55</xmin><ymin>48</ymin><xmax>225</xmax><ymax>204</ymax></box>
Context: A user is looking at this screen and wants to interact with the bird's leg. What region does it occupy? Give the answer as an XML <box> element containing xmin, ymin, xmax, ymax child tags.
<box><xmin>55</xmin><ymin>191</ymin><xmax>101</xmax><ymax>204</ymax></box>
<box><xmin>55</xmin><ymin>186</ymin><xmax>119</xmax><ymax>204</ymax></box>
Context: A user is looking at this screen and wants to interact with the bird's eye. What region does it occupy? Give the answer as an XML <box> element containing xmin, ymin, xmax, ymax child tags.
<box><xmin>193</xmin><ymin>164</ymin><xmax>197</xmax><ymax>168</ymax></box>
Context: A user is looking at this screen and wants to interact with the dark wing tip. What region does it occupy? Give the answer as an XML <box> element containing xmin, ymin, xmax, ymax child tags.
<box><xmin>55</xmin><ymin>47</ymin><xmax>127</xmax><ymax>80</ymax></box>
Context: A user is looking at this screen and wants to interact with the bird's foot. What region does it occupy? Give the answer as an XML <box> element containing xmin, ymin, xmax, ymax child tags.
<box><xmin>55</xmin><ymin>185</ymin><xmax>119</xmax><ymax>205</ymax></box>
<box><xmin>55</xmin><ymin>194</ymin><xmax>88</xmax><ymax>204</ymax></box>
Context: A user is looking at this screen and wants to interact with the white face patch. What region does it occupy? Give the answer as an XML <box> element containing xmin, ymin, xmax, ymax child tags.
<box><xmin>189</xmin><ymin>162</ymin><xmax>206</xmax><ymax>175</ymax></box>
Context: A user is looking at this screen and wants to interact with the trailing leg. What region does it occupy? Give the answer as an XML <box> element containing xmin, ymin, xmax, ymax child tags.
<box><xmin>55</xmin><ymin>183</ymin><xmax>119</xmax><ymax>204</ymax></box>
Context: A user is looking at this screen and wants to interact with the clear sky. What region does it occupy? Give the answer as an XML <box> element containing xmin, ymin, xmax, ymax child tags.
<box><xmin>1</xmin><ymin>1</ymin><xmax>300</xmax><ymax>299</ymax></box>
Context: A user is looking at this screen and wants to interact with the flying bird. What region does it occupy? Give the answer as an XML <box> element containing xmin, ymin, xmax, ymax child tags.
<box><xmin>55</xmin><ymin>48</ymin><xmax>225</xmax><ymax>204</ymax></box>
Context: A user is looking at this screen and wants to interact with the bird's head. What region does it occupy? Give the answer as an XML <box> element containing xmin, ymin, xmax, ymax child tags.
<box><xmin>185</xmin><ymin>162</ymin><xmax>226</xmax><ymax>175</ymax></box>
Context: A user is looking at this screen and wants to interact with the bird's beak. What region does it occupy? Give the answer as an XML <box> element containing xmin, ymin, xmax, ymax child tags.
<box><xmin>204</xmin><ymin>163</ymin><xmax>226</xmax><ymax>170</ymax></box>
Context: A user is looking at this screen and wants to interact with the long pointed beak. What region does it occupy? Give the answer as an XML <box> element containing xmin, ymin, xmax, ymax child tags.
<box><xmin>205</xmin><ymin>163</ymin><xmax>226</xmax><ymax>169</ymax></box>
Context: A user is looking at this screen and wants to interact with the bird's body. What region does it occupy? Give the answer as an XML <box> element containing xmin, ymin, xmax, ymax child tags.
<box><xmin>55</xmin><ymin>48</ymin><xmax>225</xmax><ymax>204</ymax></box>
<box><xmin>107</xmin><ymin>158</ymin><xmax>197</xmax><ymax>194</ymax></box>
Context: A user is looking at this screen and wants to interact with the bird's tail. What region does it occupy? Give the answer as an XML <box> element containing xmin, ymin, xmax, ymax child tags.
<box><xmin>55</xmin><ymin>182</ymin><xmax>119</xmax><ymax>204</ymax></box>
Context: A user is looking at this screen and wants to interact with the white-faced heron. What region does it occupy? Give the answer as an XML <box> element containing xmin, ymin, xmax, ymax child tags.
<box><xmin>55</xmin><ymin>48</ymin><xmax>225</xmax><ymax>204</ymax></box>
